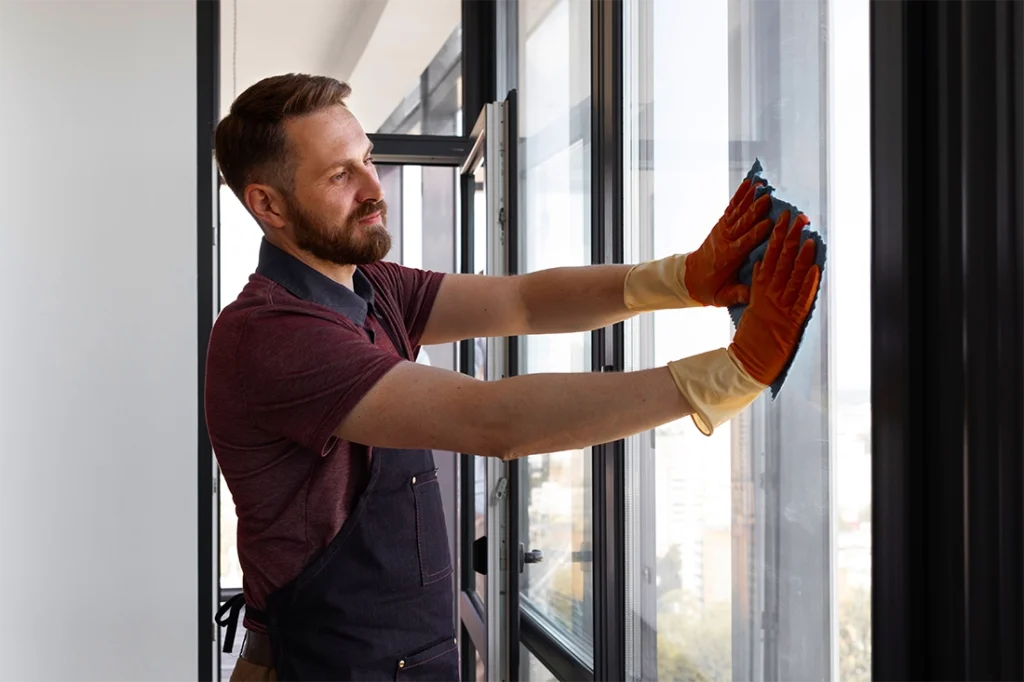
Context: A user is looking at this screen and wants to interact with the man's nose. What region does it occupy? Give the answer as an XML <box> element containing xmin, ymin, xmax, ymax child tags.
<box><xmin>357</xmin><ymin>168</ymin><xmax>384</xmax><ymax>204</ymax></box>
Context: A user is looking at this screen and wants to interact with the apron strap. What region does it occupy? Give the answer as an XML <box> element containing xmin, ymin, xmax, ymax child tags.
<box><xmin>244</xmin><ymin>604</ymin><xmax>269</xmax><ymax>625</ymax></box>
<box><xmin>214</xmin><ymin>593</ymin><xmax>246</xmax><ymax>653</ymax></box>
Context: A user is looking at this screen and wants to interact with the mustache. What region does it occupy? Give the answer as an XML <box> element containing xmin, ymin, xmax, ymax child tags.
<box><xmin>355</xmin><ymin>200</ymin><xmax>387</xmax><ymax>220</ymax></box>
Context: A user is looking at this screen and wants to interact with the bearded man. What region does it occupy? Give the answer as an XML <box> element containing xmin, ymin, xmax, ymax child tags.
<box><xmin>206</xmin><ymin>73</ymin><xmax>820</xmax><ymax>682</ymax></box>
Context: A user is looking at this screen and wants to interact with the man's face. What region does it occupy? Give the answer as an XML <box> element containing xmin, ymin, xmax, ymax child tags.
<box><xmin>282</xmin><ymin>105</ymin><xmax>390</xmax><ymax>265</ymax></box>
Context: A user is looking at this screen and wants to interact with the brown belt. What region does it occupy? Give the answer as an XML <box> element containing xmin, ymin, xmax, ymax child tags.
<box><xmin>240</xmin><ymin>628</ymin><xmax>275</xmax><ymax>669</ymax></box>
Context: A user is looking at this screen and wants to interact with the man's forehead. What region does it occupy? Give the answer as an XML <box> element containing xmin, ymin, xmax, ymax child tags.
<box><xmin>287</xmin><ymin>106</ymin><xmax>369</xmax><ymax>162</ymax></box>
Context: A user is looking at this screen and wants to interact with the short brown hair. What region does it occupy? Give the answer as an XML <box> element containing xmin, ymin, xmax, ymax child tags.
<box><xmin>215</xmin><ymin>73</ymin><xmax>352</xmax><ymax>203</ymax></box>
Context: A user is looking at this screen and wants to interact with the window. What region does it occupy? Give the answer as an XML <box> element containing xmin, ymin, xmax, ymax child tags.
<box><xmin>516</xmin><ymin>0</ymin><xmax>595</xmax><ymax>663</ymax></box>
<box><xmin>350</xmin><ymin>1</ymin><xmax>461</xmax><ymax>136</ymax></box>
<box><xmin>623</xmin><ymin>0</ymin><xmax>871</xmax><ymax>680</ymax></box>
<box><xmin>475</xmin><ymin>648</ymin><xmax>485</xmax><ymax>681</ymax></box>
<box><xmin>468</xmin><ymin>156</ymin><xmax>489</xmax><ymax>602</ymax></box>
<box><xmin>217</xmin><ymin>185</ymin><xmax>262</xmax><ymax>601</ymax></box>
<box><xmin>215</xmin><ymin>184</ymin><xmax>260</xmax><ymax>676</ymax></box>
<box><xmin>522</xmin><ymin>645</ymin><xmax>560</xmax><ymax>682</ymax></box>
<box><xmin>375</xmin><ymin>23</ymin><xmax>463</xmax><ymax>136</ymax></box>
<box><xmin>830</xmin><ymin>2</ymin><xmax>873</xmax><ymax>677</ymax></box>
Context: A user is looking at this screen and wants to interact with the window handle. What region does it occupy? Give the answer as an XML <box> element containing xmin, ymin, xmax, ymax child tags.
<box><xmin>517</xmin><ymin>543</ymin><xmax>544</xmax><ymax>572</ymax></box>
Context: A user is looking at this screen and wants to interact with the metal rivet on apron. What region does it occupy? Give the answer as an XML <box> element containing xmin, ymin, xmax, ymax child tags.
<box><xmin>411</xmin><ymin>476</ymin><xmax>416</xmax><ymax>484</ymax></box>
<box><xmin>399</xmin><ymin>660</ymin><xmax>405</xmax><ymax>668</ymax></box>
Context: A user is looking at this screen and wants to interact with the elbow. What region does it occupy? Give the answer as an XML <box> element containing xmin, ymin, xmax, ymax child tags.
<box><xmin>480</xmin><ymin>446</ymin><xmax>522</xmax><ymax>461</ymax></box>
<box><xmin>475</xmin><ymin>422</ymin><xmax>525</xmax><ymax>461</ymax></box>
<box><xmin>472</xmin><ymin>398</ymin><xmax>529</xmax><ymax>461</ymax></box>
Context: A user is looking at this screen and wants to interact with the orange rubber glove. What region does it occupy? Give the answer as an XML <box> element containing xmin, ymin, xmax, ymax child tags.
<box><xmin>623</xmin><ymin>179</ymin><xmax>775</xmax><ymax>311</ymax></box>
<box><xmin>729</xmin><ymin>211</ymin><xmax>821</xmax><ymax>385</ymax></box>
<box><xmin>666</xmin><ymin>211</ymin><xmax>821</xmax><ymax>435</ymax></box>
<box><xmin>682</xmin><ymin>179</ymin><xmax>777</xmax><ymax>306</ymax></box>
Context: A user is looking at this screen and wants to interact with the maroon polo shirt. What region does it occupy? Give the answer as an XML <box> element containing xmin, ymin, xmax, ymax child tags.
<box><xmin>204</xmin><ymin>239</ymin><xmax>445</xmax><ymax>632</ymax></box>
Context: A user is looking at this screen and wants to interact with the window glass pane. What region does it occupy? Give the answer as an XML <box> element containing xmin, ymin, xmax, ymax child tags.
<box><xmin>517</xmin><ymin>0</ymin><xmax>594</xmax><ymax>663</ymax></box>
<box><xmin>831</xmin><ymin>1</ymin><xmax>873</xmax><ymax>679</ymax></box>
<box><xmin>475</xmin><ymin>647</ymin><xmax>486</xmax><ymax>681</ymax></box>
<box><xmin>222</xmin><ymin>1</ymin><xmax>460</xmax><ymax>137</ymax></box>
<box><xmin>465</xmin><ymin>160</ymin><xmax>489</xmax><ymax>603</ymax></box>
<box><xmin>374</xmin><ymin>22</ymin><xmax>462</xmax><ymax>135</ymax></box>
<box><xmin>622</xmin><ymin>1</ymin><xmax>871</xmax><ymax>681</ymax></box>
<box><xmin>217</xmin><ymin>184</ymin><xmax>261</xmax><ymax>602</ymax></box>
<box><xmin>219</xmin><ymin>472</ymin><xmax>242</xmax><ymax>590</ymax></box>
<box><xmin>474</xmin><ymin>455</ymin><xmax>487</xmax><ymax>600</ymax></box>
<box><xmin>521</xmin><ymin>645</ymin><xmax>559</xmax><ymax>682</ymax></box>
<box><xmin>472</xmin><ymin>158</ymin><xmax>488</xmax><ymax>604</ymax></box>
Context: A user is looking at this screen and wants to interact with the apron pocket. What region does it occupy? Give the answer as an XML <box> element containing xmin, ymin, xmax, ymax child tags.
<box><xmin>412</xmin><ymin>468</ymin><xmax>453</xmax><ymax>586</ymax></box>
<box><xmin>395</xmin><ymin>636</ymin><xmax>459</xmax><ymax>681</ymax></box>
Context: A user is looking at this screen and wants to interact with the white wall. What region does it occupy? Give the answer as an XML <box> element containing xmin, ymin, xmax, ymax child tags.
<box><xmin>0</xmin><ymin>1</ymin><xmax>199</xmax><ymax>680</ymax></box>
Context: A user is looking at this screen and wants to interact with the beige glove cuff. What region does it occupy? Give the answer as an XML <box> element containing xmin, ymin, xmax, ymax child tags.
<box><xmin>623</xmin><ymin>253</ymin><xmax>700</xmax><ymax>312</ymax></box>
<box><xmin>666</xmin><ymin>347</ymin><xmax>766</xmax><ymax>436</ymax></box>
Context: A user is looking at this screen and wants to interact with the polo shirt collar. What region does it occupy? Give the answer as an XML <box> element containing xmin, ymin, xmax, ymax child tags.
<box><xmin>255</xmin><ymin>238</ymin><xmax>375</xmax><ymax>326</ymax></box>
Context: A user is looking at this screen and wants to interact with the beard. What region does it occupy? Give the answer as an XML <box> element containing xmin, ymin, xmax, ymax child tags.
<box><xmin>290</xmin><ymin>196</ymin><xmax>391</xmax><ymax>266</ymax></box>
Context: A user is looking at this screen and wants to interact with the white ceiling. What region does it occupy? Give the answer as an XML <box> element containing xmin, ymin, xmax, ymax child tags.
<box><xmin>219</xmin><ymin>0</ymin><xmax>460</xmax><ymax>133</ymax></box>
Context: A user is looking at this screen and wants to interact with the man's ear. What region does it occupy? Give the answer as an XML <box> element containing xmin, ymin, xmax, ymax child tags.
<box><xmin>244</xmin><ymin>183</ymin><xmax>288</xmax><ymax>229</ymax></box>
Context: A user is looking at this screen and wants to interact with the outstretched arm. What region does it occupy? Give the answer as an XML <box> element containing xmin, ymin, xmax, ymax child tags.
<box><xmin>419</xmin><ymin>178</ymin><xmax>775</xmax><ymax>346</ymax></box>
<box><xmin>419</xmin><ymin>264</ymin><xmax>634</xmax><ymax>345</ymax></box>
<box><xmin>343</xmin><ymin>212</ymin><xmax>820</xmax><ymax>450</ymax></box>
<box><xmin>336</xmin><ymin>360</ymin><xmax>690</xmax><ymax>459</ymax></box>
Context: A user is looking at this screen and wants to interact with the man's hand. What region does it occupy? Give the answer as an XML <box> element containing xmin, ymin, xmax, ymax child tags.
<box><xmin>664</xmin><ymin>210</ymin><xmax>821</xmax><ymax>435</ymax></box>
<box><xmin>682</xmin><ymin>179</ymin><xmax>775</xmax><ymax>307</ymax></box>
<box><xmin>335</xmin><ymin>204</ymin><xmax>821</xmax><ymax>454</ymax></box>
<box><xmin>729</xmin><ymin>210</ymin><xmax>821</xmax><ymax>384</ymax></box>
<box><xmin>622</xmin><ymin>179</ymin><xmax>773</xmax><ymax>312</ymax></box>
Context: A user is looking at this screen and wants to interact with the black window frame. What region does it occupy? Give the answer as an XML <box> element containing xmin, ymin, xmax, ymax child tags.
<box><xmin>501</xmin><ymin>0</ymin><xmax>623</xmax><ymax>680</ymax></box>
<box><xmin>869</xmin><ymin>1</ymin><xmax>1023</xmax><ymax>679</ymax></box>
<box><xmin>197</xmin><ymin>0</ymin><xmax>219</xmax><ymax>678</ymax></box>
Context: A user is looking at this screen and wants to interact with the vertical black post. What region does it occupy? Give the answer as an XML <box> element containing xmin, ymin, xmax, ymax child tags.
<box><xmin>921</xmin><ymin>2</ymin><xmax>972</xmax><ymax>677</ymax></box>
<box><xmin>196</xmin><ymin>0</ymin><xmax>219</xmax><ymax>679</ymax></box>
<box><xmin>1004</xmin><ymin>3</ymin><xmax>1024</xmax><ymax>676</ymax></box>
<box><xmin>503</xmin><ymin>87</ymin><xmax>522</xmax><ymax>682</ymax></box>
<box><xmin>962</xmin><ymin>2</ymin><xmax>1002</xmax><ymax>676</ymax></box>
<box><xmin>962</xmin><ymin>2</ymin><xmax>1023</xmax><ymax>678</ymax></box>
<box><xmin>459</xmin><ymin>1</ymin><xmax>496</xmax><ymax>677</ymax></box>
<box><xmin>591</xmin><ymin>0</ymin><xmax>624</xmax><ymax>680</ymax></box>
<box><xmin>463</xmin><ymin>0</ymin><xmax>496</xmax><ymax>126</ymax></box>
<box><xmin>870</xmin><ymin>1</ymin><xmax>1023</xmax><ymax>679</ymax></box>
<box><xmin>870</xmin><ymin>1</ymin><xmax>964</xmax><ymax>677</ymax></box>
<box><xmin>870</xmin><ymin>3</ymin><xmax>936</xmax><ymax>676</ymax></box>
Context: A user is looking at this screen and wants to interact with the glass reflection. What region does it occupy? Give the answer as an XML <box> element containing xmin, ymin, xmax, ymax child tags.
<box><xmin>623</xmin><ymin>0</ymin><xmax>872</xmax><ymax>680</ymax></box>
<box><xmin>517</xmin><ymin>0</ymin><xmax>594</xmax><ymax>662</ymax></box>
<box><xmin>471</xmin><ymin>161</ymin><xmax>488</xmax><ymax>602</ymax></box>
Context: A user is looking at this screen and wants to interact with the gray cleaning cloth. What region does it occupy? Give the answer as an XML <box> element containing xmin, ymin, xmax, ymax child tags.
<box><xmin>727</xmin><ymin>159</ymin><xmax>827</xmax><ymax>398</ymax></box>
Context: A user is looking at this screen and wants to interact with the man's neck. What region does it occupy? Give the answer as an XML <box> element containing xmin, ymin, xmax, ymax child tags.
<box><xmin>271</xmin><ymin>238</ymin><xmax>357</xmax><ymax>290</ymax></box>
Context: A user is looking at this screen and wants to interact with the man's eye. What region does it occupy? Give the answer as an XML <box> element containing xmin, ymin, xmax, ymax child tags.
<box><xmin>333</xmin><ymin>172</ymin><xmax>346</xmax><ymax>181</ymax></box>
<box><xmin>364</xmin><ymin>157</ymin><xmax>374</xmax><ymax>165</ymax></box>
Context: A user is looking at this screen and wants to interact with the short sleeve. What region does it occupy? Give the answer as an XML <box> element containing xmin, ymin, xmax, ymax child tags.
<box><xmin>368</xmin><ymin>261</ymin><xmax>445</xmax><ymax>347</ymax></box>
<box><xmin>236</xmin><ymin>307</ymin><xmax>405</xmax><ymax>455</ymax></box>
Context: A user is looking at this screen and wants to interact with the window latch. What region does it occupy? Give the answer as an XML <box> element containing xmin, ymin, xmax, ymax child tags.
<box><xmin>493</xmin><ymin>476</ymin><xmax>508</xmax><ymax>501</ymax></box>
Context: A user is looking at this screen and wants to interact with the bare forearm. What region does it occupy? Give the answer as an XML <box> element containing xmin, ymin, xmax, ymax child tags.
<box><xmin>338</xmin><ymin>361</ymin><xmax>693</xmax><ymax>459</ymax></box>
<box><xmin>483</xmin><ymin>366</ymin><xmax>692</xmax><ymax>458</ymax></box>
<box><xmin>518</xmin><ymin>264</ymin><xmax>635</xmax><ymax>334</ymax></box>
